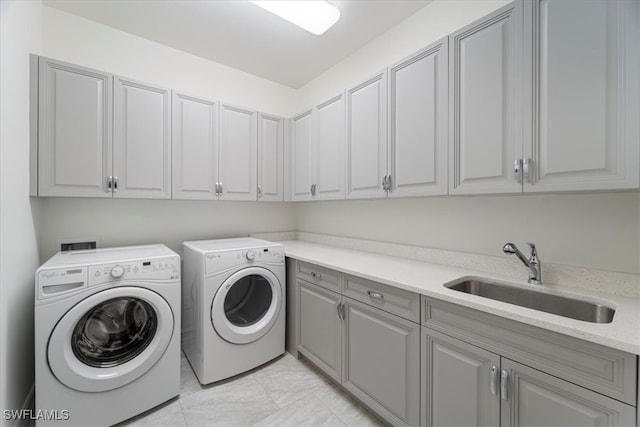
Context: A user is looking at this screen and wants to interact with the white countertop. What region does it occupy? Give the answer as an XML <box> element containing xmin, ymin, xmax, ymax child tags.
<box><xmin>281</xmin><ymin>240</ymin><xmax>640</xmax><ymax>355</ymax></box>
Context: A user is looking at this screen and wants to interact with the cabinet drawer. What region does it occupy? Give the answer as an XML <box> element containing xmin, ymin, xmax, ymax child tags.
<box><xmin>296</xmin><ymin>261</ymin><xmax>341</xmax><ymax>293</ymax></box>
<box><xmin>344</xmin><ymin>274</ymin><xmax>420</xmax><ymax>323</ymax></box>
<box><xmin>423</xmin><ymin>297</ymin><xmax>637</xmax><ymax>405</ymax></box>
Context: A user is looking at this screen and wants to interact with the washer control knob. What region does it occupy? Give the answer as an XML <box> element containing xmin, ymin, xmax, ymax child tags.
<box><xmin>110</xmin><ymin>265</ymin><xmax>125</xmax><ymax>278</ymax></box>
<box><xmin>246</xmin><ymin>251</ymin><xmax>255</xmax><ymax>261</ymax></box>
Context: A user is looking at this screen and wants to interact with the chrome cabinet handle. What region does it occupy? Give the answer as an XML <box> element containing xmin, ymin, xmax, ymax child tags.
<box><xmin>490</xmin><ymin>365</ymin><xmax>499</xmax><ymax>396</ymax></box>
<box><xmin>382</xmin><ymin>175</ymin><xmax>388</xmax><ymax>191</ymax></box>
<box><xmin>310</xmin><ymin>183</ymin><xmax>316</xmax><ymax>196</ymax></box>
<box><xmin>336</xmin><ymin>302</ymin><xmax>345</xmax><ymax>320</ymax></box>
<box><xmin>367</xmin><ymin>290</ymin><xmax>384</xmax><ymax>300</ymax></box>
<box><xmin>501</xmin><ymin>370</ymin><xmax>509</xmax><ymax>401</ymax></box>
<box><xmin>113</xmin><ymin>176</ymin><xmax>118</xmax><ymax>192</ymax></box>
<box><xmin>514</xmin><ymin>159</ymin><xmax>522</xmax><ymax>183</ymax></box>
<box><xmin>107</xmin><ymin>176</ymin><xmax>113</xmax><ymax>192</ymax></box>
<box><xmin>386</xmin><ymin>174</ymin><xmax>392</xmax><ymax>192</ymax></box>
<box><xmin>523</xmin><ymin>157</ymin><xmax>531</xmax><ymax>183</ymax></box>
<box><xmin>219</xmin><ymin>182</ymin><xmax>223</xmax><ymax>195</ymax></box>
<box><xmin>257</xmin><ymin>184</ymin><xmax>262</xmax><ymax>198</ymax></box>
<box><xmin>215</xmin><ymin>182</ymin><xmax>219</xmax><ymax>196</ymax></box>
<box><xmin>310</xmin><ymin>271</ymin><xmax>322</xmax><ymax>280</ymax></box>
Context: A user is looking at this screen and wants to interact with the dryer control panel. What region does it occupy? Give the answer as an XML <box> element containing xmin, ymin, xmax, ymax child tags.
<box><xmin>205</xmin><ymin>246</ymin><xmax>284</xmax><ymax>276</ymax></box>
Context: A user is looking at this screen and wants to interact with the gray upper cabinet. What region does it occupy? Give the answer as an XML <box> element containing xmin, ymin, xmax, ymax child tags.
<box><xmin>113</xmin><ymin>77</ymin><xmax>171</xmax><ymax>199</ymax></box>
<box><xmin>172</xmin><ymin>92</ymin><xmax>219</xmax><ymax>200</ymax></box>
<box><xmin>315</xmin><ymin>94</ymin><xmax>346</xmax><ymax>200</ymax></box>
<box><xmin>449</xmin><ymin>1</ymin><xmax>524</xmax><ymax>195</ymax></box>
<box><xmin>218</xmin><ymin>104</ymin><xmax>258</xmax><ymax>201</ymax></box>
<box><xmin>257</xmin><ymin>112</ymin><xmax>284</xmax><ymax>201</ymax></box>
<box><xmin>37</xmin><ymin>58</ymin><xmax>171</xmax><ymax>199</ymax></box>
<box><xmin>388</xmin><ymin>38</ymin><xmax>449</xmax><ymax>198</ymax></box>
<box><xmin>38</xmin><ymin>57</ymin><xmax>113</xmax><ymax>197</ymax></box>
<box><xmin>290</xmin><ymin>110</ymin><xmax>314</xmax><ymax>201</ymax></box>
<box><xmin>346</xmin><ymin>71</ymin><xmax>388</xmax><ymax>200</ymax></box>
<box><xmin>523</xmin><ymin>0</ymin><xmax>640</xmax><ymax>192</ymax></box>
<box><xmin>289</xmin><ymin>94</ymin><xmax>345</xmax><ymax>201</ymax></box>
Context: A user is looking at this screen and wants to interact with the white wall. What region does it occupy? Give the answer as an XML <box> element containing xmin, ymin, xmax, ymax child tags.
<box><xmin>0</xmin><ymin>0</ymin><xmax>43</xmax><ymax>417</ymax></box>
<box><xmin>41</xmin><ymin>5</ymin><xmax>298</xmax><ymax>117</ymax></box>
<box><xmin>38</xmin><ymin>198</ymin><xmax>295</xmax><ymax>262</ymax></box>
<box><xmin>294</xmin><ymin>0</ymin><xmax>640</xmax><ymax>275</ymax></box>
<box><xmin>295</xmin><ymin>193</ymin><xmax>640</xmax><ymax>274</ymax></box>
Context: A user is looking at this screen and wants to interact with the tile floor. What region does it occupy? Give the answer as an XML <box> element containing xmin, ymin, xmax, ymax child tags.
<box><xmin>119</xmin><ymin>352</ymin><xmax>385</xmax><ymax>427</ymax></box>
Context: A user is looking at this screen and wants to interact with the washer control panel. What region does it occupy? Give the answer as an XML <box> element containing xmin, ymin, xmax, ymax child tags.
<box><xmin>205</xmin><ymin>245</ymin><xmax>284</xmax><ymax>275</ymax></box>
<box><xmin>88</xmin><ymin>256</ymin><xmax>180</xmax><ymax>286</ymax></box>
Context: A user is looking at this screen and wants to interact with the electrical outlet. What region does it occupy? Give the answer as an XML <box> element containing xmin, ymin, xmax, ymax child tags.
<box><xmin>60</xmin><ymin>241</ymin><xmax>97</xmax><ymax>251</ymax></box>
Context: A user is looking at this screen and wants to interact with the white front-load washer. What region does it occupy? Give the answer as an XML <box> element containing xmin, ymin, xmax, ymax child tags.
<box><xmin>35</xmin><ymin>245</ymin><xmax>180</xmax><ymax>427</ymax></box>
<box><xmin>182</xmin><ymin>238</ymin><xmax>285</xmax><ymax>384</ymax></box>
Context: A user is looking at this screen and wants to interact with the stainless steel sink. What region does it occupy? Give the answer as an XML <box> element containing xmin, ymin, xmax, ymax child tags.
<box><xmin>445</xmin><ymin>279</ymin><xmax>615</xmax><ymax>323</ymax></box>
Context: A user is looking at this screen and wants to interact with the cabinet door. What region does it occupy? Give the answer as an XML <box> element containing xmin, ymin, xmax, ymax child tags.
<box><xmin>346</xmin><ymin>71</ymin><xmax>388</xmax><ymax>199</ymax></box>
<box><xmin>218</xmin><ymin>104</ymin><xmax>258</xmax><ymax>201</ymax></box>
<box><xmin>172</xmin><ymin>92</ymin><xmax>219</xmax><ymax>200</ymax></box>
<box><xmin>257</xmin><ymin>113</ymin><xmax>284</xmax><ymax>201</ymax></box>
<box><xmin>422</xmin><ymin>328</ymin><xmax>500</xmax><ymax>427</ymax></box>
<box><xmin>523</xmin><ymin>0</ymin><xmax>640</xmax><ymax>191</ymax></box>
<box><xmin>449</xmin><ymin>2</ymin><xmax>524</xmax><ymax>195</ymax></box>
<box><xmin>388</xmin><ymin>38</ymin><xmax>448</xmax><ymax>198</ymax></box>
<box><xmin>113</xmin><ymin>77</ymin><xmax>171</xmax><ymax>199</ymax></box>
<box><xmin>38</xmin><ymin>57</ymin><xmax>112</xmax><ymax>197</ymax></box>
<box><xmin>290</xmin><ymin>111</ymin><xmax>314</xmax><ymax>201</ymax></box>
<box><xmin>501</xmin><ymin>358</ymin><xmax>635</xmax><ymax>427</ymax></box>
<box><xmin>343</xmin><ymin>298</ymin><xmax>420</xmax><ymax>427</ymax></box>
<box><xmin>315</xmin><ymin>94</ymin><xmax>346</xmax><ymax>200</ymax></box>
<box><xmin>297</xmin><ymin>280</ymin><xmax>342</xmax><ymax>382</ymax></box>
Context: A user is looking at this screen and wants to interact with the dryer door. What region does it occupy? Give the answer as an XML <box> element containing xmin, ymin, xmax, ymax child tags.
<box><xmin>211</xmin><ymin>267</ymin><xmax>282</xmax><ymax>344</ymax></box>
<box><xmin>48</xmin><ymin>286</ymin><xmax>174</xmax><ymax>392</ymax></box>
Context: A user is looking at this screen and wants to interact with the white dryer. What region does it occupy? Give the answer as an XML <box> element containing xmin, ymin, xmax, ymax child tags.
<box><xmin>182</xmin><ymin>238</ymin><xmax>285</xmax><ymax>384</ymax></box>
<box><xmin>35</xmin><ymin>245</ymin><xmax>180</xmax><ymax>427</ymax></box>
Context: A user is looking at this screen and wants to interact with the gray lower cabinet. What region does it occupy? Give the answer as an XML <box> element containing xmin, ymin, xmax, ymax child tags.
<box><xmin>502</xmin><ymin>358</ymin><xmax>635</xmax><ymax>427</ymax></box>
<box><xmin>422</xmin><ymin>297</ymin><xmax>637</xmax><ymax>427</ymax></box>
<box><xmin>422</xmin><ymin>328</ymin><xmax>500</xmax><ymax>426</ymax></box>
<box><xmin>343</xmin><ymin>298</ymin><xmax>420</xmax><ymax>426</ymax></box>
<box><xmin>295</xmin><ymin>261</ymin><xmax>420</xmax><ymax>427</ymax></box>
<box><xmin>297</xmin><ymin>279</ymin><xmax>342</xmax><ymax>382</ymax></box>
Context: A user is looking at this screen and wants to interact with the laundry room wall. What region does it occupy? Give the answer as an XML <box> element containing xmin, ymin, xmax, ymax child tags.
<box><xmin>293</xmin><ymin>0</ymin><xmax>640</xmax><ymax>276</ymax></box>
<box><xmin>35</xmin><ymin>5</ymin><xmax>298</xmax><ymax>263</ymax></box>
<box><xmin>0</xmin><ymin>0</ymin><xmax>43</xmax><ymax>419</ymax></box>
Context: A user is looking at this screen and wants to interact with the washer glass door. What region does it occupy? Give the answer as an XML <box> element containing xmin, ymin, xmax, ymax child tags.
<box><xmin>48</xmin><ymin>286</ymin><xmax>174</xmax><ymax>392</ymax></box>
<box><xmin>211</xmin><ymin>267</ymin><xmax>282</xmax><ymax>344</ymax></box>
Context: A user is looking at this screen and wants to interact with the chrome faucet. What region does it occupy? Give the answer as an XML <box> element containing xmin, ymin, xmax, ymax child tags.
<box><xmin>502</xmin><ymin>242</ymin><xmax>542</xmax><ymax>285</ymax></box>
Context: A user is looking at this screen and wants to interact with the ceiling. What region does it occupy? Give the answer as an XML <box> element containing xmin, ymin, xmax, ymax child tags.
<box><xmin>42</xmin><ymin>0</ymin><xmax>431</xmax><ymax>89</ymax></box>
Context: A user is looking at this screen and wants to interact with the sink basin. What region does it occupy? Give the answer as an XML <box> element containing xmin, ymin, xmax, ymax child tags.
<box><xmin>445</xmin><ymin>279</ymin><xmax>615</xmax><ymax>323</ymax></box>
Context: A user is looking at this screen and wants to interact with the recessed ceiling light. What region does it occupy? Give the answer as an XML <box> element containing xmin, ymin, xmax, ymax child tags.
<box><xmin>250</xmin><ymin>1</ymin><xmax>341</xmax><ymax>36</ymax></box>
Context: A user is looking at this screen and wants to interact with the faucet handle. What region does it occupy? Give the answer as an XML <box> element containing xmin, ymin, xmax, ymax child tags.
<box><xmin>526</xmin><ymin>242</ymin><xmax>539</xmax><ymax>260</ymax></box>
